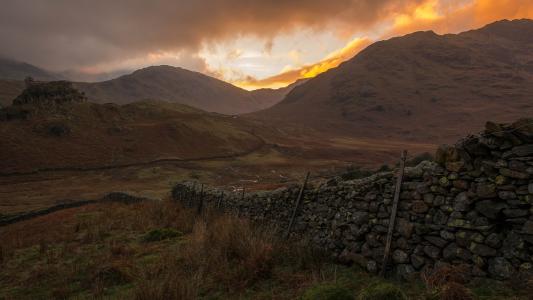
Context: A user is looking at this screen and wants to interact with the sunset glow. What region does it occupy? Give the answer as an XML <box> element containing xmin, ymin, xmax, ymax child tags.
<box><xmin>1</xmin><ymin>0</ymin><xmax>533</xmax><ymax>89</ymax></box>
<box><xmin>227</xmin><ymin>0</ymin><xmax>533</xmax><ymax>90</ymax></box>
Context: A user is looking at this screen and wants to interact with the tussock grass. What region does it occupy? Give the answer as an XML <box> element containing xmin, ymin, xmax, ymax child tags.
<box><xmin>0</xmin><ymin>200</ymin><xmax>528</xmax><ymax>299</ymax></box>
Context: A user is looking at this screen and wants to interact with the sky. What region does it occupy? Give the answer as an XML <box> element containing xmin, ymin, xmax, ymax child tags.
<box><xmin>1</xmin><ymin>0</ymin><xmax>532</xmax><ymax>89</ymax></box>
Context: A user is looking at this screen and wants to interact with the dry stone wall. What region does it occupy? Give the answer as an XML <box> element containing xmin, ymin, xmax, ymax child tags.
<box><xmin>173</xmin><ymin>119</ymin><xmax>533</xmax><ymax>280</ymax></box>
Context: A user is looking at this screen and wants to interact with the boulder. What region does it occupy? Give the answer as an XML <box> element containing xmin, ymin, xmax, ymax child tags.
<box><xmin>443</xmin><ymin>243</ymin><xmax>459</xmax><ymax>260</ymax></box>
<box><xmin>500</xmin><ymin>168</ymin><xmax>529</xmax><ymax>180</ymax></box>
<box><xmin>424</xmin><ymin>236</ymin><xmax>448</xmax><ymax>248</ymax></box>
<box><xmin>512</xmin><ymin>145</ymin><xmax>533</xmax><ymax>157</ymax></box>
<box><xmin>522</xmin><ymin>220</ymin><xmax>533</xmax><ymax>235</ymax></box>
<box><xmin>476</xmin><ymin>183</ymin><xmax>497</xmax><ymax>198</ymax></box>
<box><xmin>435</xmin><ymin>145</ymin><xmax>460</xmax><ymax>164</ymax></box>
<box><xmin>395</xmin><ymin>218</ymin><xmax>414</xmax><ymax>238</ymax></box>
<box><xmin>488</xmin><ymin>257</ymin><xmax>515</xmax><ymax>279</ymax></box>
<box><xmin>423</xmin><ymin>245</ymin><xmax>441</xmax><ymax>259</ymax></box>
<box><xmin>396</xmin><ymin>264</ymin><xmax>416</xmax><ymax>281</ymax></box>
<box><xmin>485</xmin><ymin>233</ymin><xmax>502</xmax><ymax>248</ymax></box>
<box><xmin>410</xmin><ymin>255</ymin><xmax>425</xmax><ymax>270</ymax></box>
<box><xmin>475</xmin><ymin>200</ymin><xmax>508</xmax><ymax>219</ymax></box>
<box><xmin>453</xmin><ymin>192</ymin><xmax>471</xmax><ymax>212</ymax></box>
<box><xmin>366</xmin><ymin>260</ymin><xmax>378</xmax><ymax>273</ymax></box>
<box><xmin>392</xmin><ymin>249</ymin><xmax>409</xmax><ymax>264</ymax></box>
<box><xmin>469</xmin><ymin>242</ymin><xmax>497</xmax><ymax>257</ymax></box>
<box><xmin>411</xmin><ymin>201</ymin><xmax>429</xmax><ymax>214</ymax></box>
<box><xmin>498</xmin><ymin>191</ymin><xmax>516</xmax><ymax>200</ymax></box>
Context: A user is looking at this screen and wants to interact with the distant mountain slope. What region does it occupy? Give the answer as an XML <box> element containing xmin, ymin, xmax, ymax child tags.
<box><xmin>0</xmin><ymin>58</ymin><xmax>61</xmax><ymax>81</ymax></box>
<box><xmin>0</xmin><ymin>98</ymin><xmax>263</xmax><ymax>173</ymax></box>
<box><xmin>75</xmin><ymin>65</ymin><xmax>292</xmax><ymax>114</ymax></box>
<box><xmin>249</xmin><ymin>79</ymin><xmax>308</xmax><ymax>111</ymax></box>
<box><xmin>255</xmin><ymin>19</ymin><xmax>533</xmax><ymax>143</ymax></box>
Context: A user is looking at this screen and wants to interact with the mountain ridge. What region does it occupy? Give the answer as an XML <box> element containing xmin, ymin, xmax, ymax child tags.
<box><xmin>0</xmin><ymin>57</ymin><xmax>62</xmax><ymax>81</ymax></box>
<box><xmin>253</xmin><ymin>18</ymin><xmax>533</xmax><ymax>144</ymax></box>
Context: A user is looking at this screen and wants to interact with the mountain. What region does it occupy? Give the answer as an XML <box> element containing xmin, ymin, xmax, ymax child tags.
<box><xmin>75</xmin><ymin>65</ymin><xmax>290</xmax><ymax>114</ymax></box>
<box><xmin>0</xmin><ymin>61</ymin><xmax>300</xmax><ymax>114</ymax></box>
<box><xmin>249</xmin><ymin>79</ymin><xmax>309</xmax><ymax>110</ymax></box>
<box><xmin>255</xmin><ymin>19</ymin><xmax>533</xmax><ymax>143</ymax></box>
<box><xmin>0</xmin><ymin>57</ymin><xmax>61</xmax><ymax>81</ymax></box>
<box><xmin>59</xmin><ymin>69</ymin><xmax>131</xmax><ymax>82</ymax></box>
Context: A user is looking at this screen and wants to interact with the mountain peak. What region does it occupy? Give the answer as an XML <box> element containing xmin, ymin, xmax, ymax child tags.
<box><xmin>466</xmin><ymin>18</ymin><xmax>533</xmax><ymax>42</ymax></box>
<box><xmin>0</xmin><ymin>57</ymin><xmax>62</xmax><ymax>81</ymax></box>
<box><xmin>257</xmin><ymin>18</ymin><xmax>533</xmax><ymax>143</ymax></box>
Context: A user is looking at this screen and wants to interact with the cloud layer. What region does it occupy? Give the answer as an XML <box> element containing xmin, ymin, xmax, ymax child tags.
<box><xmin>0</xmin><ymin>0</ymin><xmax>422</xmax><ymax>71</ymax></box>
<box><xmin>1</xmin><ymin>0</ymin><xmax>532</xmax><ymax>88</ymax></box>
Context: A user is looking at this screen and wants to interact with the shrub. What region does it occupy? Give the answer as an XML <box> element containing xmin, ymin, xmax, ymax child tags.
<box><xmin>377</xmin><ymin>165</ymin><xmax>391</xmax><ymax>172</ymax></box>
<box><xmin>422</xmin><ymin>265</ymin><xmax>473</xmax><ymax>300</ymax></box>
<box><xmin>358</xmin><ymin>282</ymin><xmax>407</xmax><ymax>300</ymax></box>
<box><xmin>302</xmin><ymin>284</ymin><xmax>354</xmax><ymax>300</ymax></box>
<box><xmin>47</xmin><ymin>123</ymin><xmax>70</xmax><ymax>136</ymax></box>
<box><xmin>439</xmin><ymin>282</ymin><xmax>473</xmax><ymax>300</ymax></box>
<box><xmin>406</xmin><ymin>152</ymin><xmax>433</xmax><ymax>167</ymax></box>
<box><xmin>92</xmin><ymin>263</ymin><xmax>133</xmax><ymax>287</ymax></box>
<box><xmin>341</xmin><ymin>166</ymin><xmax>373</xmax><ymax>181</ymax></box>
<box><xmin>142</xmin><ymin>228</ymin><xmax>182</xmax><ymax>242</ymax></box>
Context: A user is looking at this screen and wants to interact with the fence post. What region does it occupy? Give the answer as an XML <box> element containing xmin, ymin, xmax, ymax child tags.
<box><xmin>237</xmin><ymin>187</ymin><xmax>245</xmax><ymax>217</ymax></box>
<box><xmin>189</xmin><ymin>182</ymin><xmax>196</xmax><ymax>208</ymax></box>
<box><xmin>380</xmin><ymin>150</ymin><xmax>407</xmax><ymax>276</ymax></box>
<box><xmin>217</xmin><ymin>191</ymin><xmax>224</xmax><ymax>211</ymax></box>
<box><xmin>196</xmin><ymin>184</ymin><xmax>204</xmax><ymax>215</ymax></box>
<box><xmin>286</xmin><ymin>172</ymin><xmax>310</xmax><ymax>238</ymax></box>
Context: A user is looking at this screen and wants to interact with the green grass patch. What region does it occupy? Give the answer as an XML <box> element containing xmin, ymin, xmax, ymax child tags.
<box><xmin>302</xmin><ymin>283</ymin><xmax>355</xmax><ymax>300</ymax></box>
<box><xmin>358</xmin><ymin>282</ymin><xmax>407</xmax><ymax>300</ymax></box>
<box><xmin>142</xmin><ymin>228</ymin><xmax>183</xmax><ymax>242</ymax></box>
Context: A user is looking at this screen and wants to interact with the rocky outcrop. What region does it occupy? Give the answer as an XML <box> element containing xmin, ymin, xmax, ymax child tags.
<box><xmin>173</xmin><ymin>119</ymin><xmax>533</xmax><ymax>280</ymax></box>
<box><xmin>12</xmin><ymin>80</ymin><xmax>87</xmax><ymax>106</ymax></box>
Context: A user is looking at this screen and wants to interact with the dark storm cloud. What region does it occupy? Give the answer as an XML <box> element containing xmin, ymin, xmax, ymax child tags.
<box><xmin>0</xmin><ymin>0</ymin><xmax>423</xmax><ymax>71</ymax></box>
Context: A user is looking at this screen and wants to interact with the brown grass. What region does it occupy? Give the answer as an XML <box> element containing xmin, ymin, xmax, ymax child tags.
<box><xmin>0</xmin><ymin>200</ymin><xmax>328</xmax><ymax>299</ymax></box>
<box><xmin>422</xmin><ymin>264</ymin><xmax>473</xmax><ymax>300</ymax></box>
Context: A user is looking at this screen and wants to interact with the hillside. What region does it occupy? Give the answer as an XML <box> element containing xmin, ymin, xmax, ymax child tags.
<box><xmin>249</xmin><ymin>78</ymin><xmax>309</xmax><ymax>110</ymax></box>
<box><xmin>75</xmin><ymin>65</ymin><xmax>290</xmax><ymax>114</ymax></box>
<box><xmin>0</xmin><ymin>80</ymin><xmax>24</xmax><ymax>107</ymax></box>
<box><xmin>0</xmin><ymin>57</ymin><xmax>61</xmax><ymax>81</ymax></box>
<box><xmin>255</xmin><ymin>19</ymin><xmax>533</xmax><ymax>143</ymax></box>
<box><xmin>0</xmin><ymin>94</ymin><xmax>263</xmax><ymax>173</ymax></box>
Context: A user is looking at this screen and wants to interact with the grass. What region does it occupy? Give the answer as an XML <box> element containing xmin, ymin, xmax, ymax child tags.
<box><xmin>142</xmin><ymin>228</ymin><xmax>183</xmax><ymax>242</ymax></box>
<box><xmin>0</xmin><ymin>200</ymin><xmax>529</xmax><ymax>299</ymax></box>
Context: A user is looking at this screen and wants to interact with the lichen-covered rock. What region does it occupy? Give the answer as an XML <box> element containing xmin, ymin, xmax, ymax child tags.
<box><xmin>475</xmin><ymin>200</ymin><xmax>508</xmax><ymax>219</ymax></box>
<box><xmin>392</xmin><ymin>249</ymin><xmax>409</xmax><ymax>264</ymax></box>
<box><xmin>488</xmin><ymin>257</ymin><xmax>515</xmax><ymax>279</ymax></box>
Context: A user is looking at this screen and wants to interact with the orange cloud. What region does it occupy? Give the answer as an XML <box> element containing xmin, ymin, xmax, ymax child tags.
<box><xmin>389</xmin><ymin>0</ymin><xmax>533</xmax><ymax>36</ymax></box>
<box><xmin>236</xmin><ymin>0</ymin><xmax>533</xmax><ymax>90</ymax></box>
<box><xmin>473</xmin><ymin>0</ymin><xmax>533</xmax><ymax>24</ymax></box>
<box><xmin>234</xmin><ymin>37</ymin><xmax>372</xmax><ymax>90</ymax></box>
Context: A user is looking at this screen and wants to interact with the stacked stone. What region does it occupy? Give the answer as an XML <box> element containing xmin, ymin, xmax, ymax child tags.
<box><xmin>172</xmin><ymin>118</ymin><xmax>533</xmax><ymax>280</ymax></box>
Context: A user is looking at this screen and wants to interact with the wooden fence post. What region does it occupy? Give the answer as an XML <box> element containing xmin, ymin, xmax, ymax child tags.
<box><xmin>217</xmin><ymin>191</ymin><xmax>224</xmax><ymax>210</ymax></box>
<box><xmin>286</xmin><ymin>172</ymin><xmax>310</xmax><ymax>238</ymax></box>
<box><xmin>380</xmin><ymin>150</ymin><xmax>407</xmax><ymax>276</ymax></box>
<box><xmin>196</xmin><ymin>184</ymin><xmax>204</xmax><ymax>215</ymax></box>
<box><xmin>237</xmin><ymin>187</ymin><xmax>245</xmax><ymax>217</ymax></box>
<box><xmin>189</xmin><ymin>182</ymin><xmax>196</xmax><ymax>208</ymax></box>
